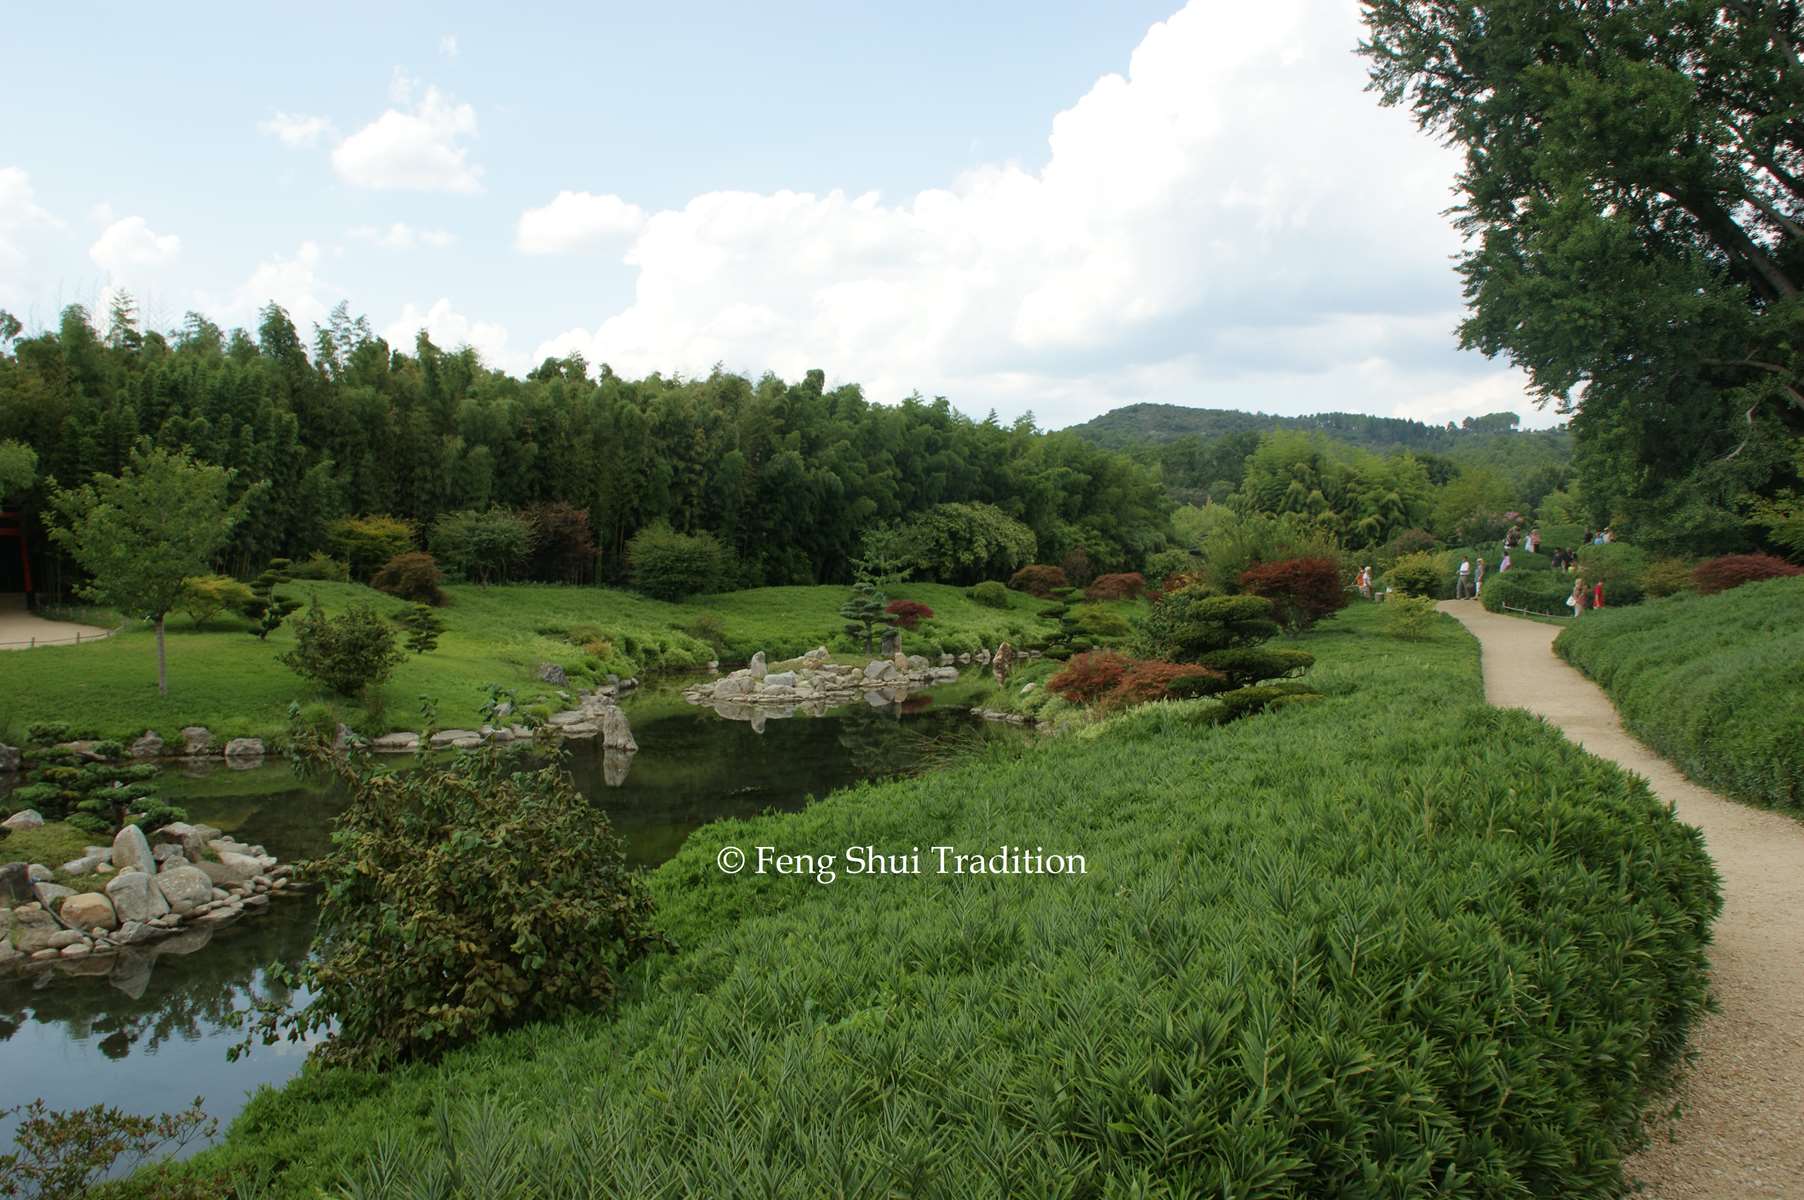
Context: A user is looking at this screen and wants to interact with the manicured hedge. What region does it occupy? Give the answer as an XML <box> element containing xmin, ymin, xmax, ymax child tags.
<box><xmin>1557</xmin><ymin>575</ymin><xmax>1804</xmax><ymax>811</ymax></box>
<box><xmin>1482</xmin><ymin>565</ymin><xmax>1577</xmax><ymax>615</ymax></box>
<box><xmin>191</xmin><ymin>607</ymin><xmax>1721</xmax><ymax>1198</ymax></box>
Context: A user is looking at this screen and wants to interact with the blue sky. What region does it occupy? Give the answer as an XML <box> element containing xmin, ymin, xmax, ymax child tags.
<box><xmin>0</xmin><ymin>1</ymin><xmax>1558</xmax><ymax>430</ymax></box>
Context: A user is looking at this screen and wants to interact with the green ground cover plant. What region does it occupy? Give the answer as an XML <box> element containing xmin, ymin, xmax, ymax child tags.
<box><xmin>0</xmin><ymin>581</ymin><xmax>1054</xmax><ymax>744</ymax></box>
<box><xmin>176</xmin><ymin>605</ymin><xmax>1719</xmax><ymax>1198</ymax></box>
<box><xmin>1556</xmin><ymin>576</ymin><xmax>1804</xmax><ymax>811</ymax></box>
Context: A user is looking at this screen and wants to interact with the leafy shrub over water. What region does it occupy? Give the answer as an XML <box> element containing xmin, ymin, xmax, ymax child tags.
<box><xmin>1558</xmin><ymin>575</ymin><xmax>1804</xmax><ymax>810</ymax></box>
<box><xmin>207</xmin><ymin>609</ymin><xmax>1720</xmax><ymax>1197</ymax></box>
<box><xmin>238</xmin><ymin>731</ymin><xmax>664</xmax><ymax>1070</ymax></box>
<box><xmin>1691</xmin><ymin>552</ymin><xmax>1803</xmax><ymax>594</ymax></box>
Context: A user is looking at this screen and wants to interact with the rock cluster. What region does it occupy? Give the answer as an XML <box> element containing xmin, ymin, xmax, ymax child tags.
<box><xmin>2</xmin><ymin>821</ymin><xmax>296</xmax><ymax>974</ymax></box>
<box><xmin>682</xmin><ymin>645</ymin><xmax>1036</xmax><ymax>725</ymax></box>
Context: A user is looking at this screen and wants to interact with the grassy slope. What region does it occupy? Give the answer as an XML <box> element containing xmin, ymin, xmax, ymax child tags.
<box><xmin>191</xmin><ymin>605</ymin><xmax>1719</xmax><ymax>1198</ymax></box>
<box><xmin>1556</xmin><ymin>575</ymin><xmax>1804</xmax><ymax>812</ymax></box>
<box><xmin>0</xmin><ymin>582</ymin><xmax>1055</xmax><ymax>745</ymax></box>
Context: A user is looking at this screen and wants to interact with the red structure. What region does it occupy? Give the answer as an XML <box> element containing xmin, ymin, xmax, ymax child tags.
<box><xmin>0</xmin><ymin>510</ymin><xmax>31</xmax><ymax>601</ymax></box>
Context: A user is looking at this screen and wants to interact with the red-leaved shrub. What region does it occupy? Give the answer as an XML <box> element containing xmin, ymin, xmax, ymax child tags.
<box><xmin>371</xmin><ymin>551</ymin><xmax>447</xmax><ymax>605</ymax></box>
<box><xmin>1103</xmin><ymin>660</ymin><xmax>1225</xmax><ymax>708</ymax></box>
<box><xmin>1009</xmin><ymin>564</ymin><xmax>1070</xmax><ymax>597</ymax></box>
<box><xmin>1691</xmin><ymin>553</ymin><xmax>1803</xmax><ymax>595</ymax></box>
<box><xmin>884</xmin><ymin>599</ymin><xmax>934</xmax><ymax>629</ymax></box>
<box><xmin>1238</xmin><ymin>557</ymin><xmax>1347</xmax><ymax>631</ymax></box>
<box><xmin>1085</xmin><ymin>572</ymin><xmax>1146</xmax><ymax>601</ymax></box>
<box><xmin>1047</xmin><ymin>651</ymin><xmax>1132</xmax><ymax>703</ymax></box>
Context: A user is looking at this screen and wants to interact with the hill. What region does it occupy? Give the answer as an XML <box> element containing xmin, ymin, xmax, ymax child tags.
<box><xmin>1063</xmin><ymin>402</ymin><xmax>1564</xmax><ymax>453</ymax></box>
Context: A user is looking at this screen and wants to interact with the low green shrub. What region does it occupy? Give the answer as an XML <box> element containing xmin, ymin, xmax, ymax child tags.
<box><xmin>1641</xmin><ymin>557</ymin><xmax>1696</xmax><ymax>598</ymax></box>
<box><xmin>279</xmin><ymin>599</ymin><xmax>407</xmax><ymax>698</ymax></box>
<box><xmin>1557</xmin><ymin>575</ymin><xmax>1804</xmax><ymax>810</ymax></box>
<box><xmin>371</xmin><ymin>552</ymin><xmax>447</xmax><ymax>606</ymax></box>
<box><xmin>287</xmin><ymin>552</ymin><xmax>351</xmax><ymax>582</ymax></box>
<box><xmin>968</xmin><ymin>580</ymin><xmax>1010</xmax><ymax>609</ymax></box>
<box><xmin>180</xmin><ymin>575</ymin><xmax>255</xmax><ymax>627</ymax></box>
<box><xmin>1069</xmin><ymin>603</ymin><xmax>1132</xmax><ymax>640</ymax></box>
<box><xmin>1482</xmin><ymin>567</ymin><xmax>1576</xmax><ymax>616</ymax></box>
<box><xmin>1385</xmin><ymin>551</ymin><xmax>1442</xmax><ymax>597</ymax></box>
<box><xmin>1576</xmin><ymin>543</ymin><xmax>1649</xmax><ymax>595</ymax></box>
<box><xmin>626</xmin><ymin>523</ymin><xmax>729</xmax><ymax>600</ymax></box>
<box><xmin>1379</xmin><ymin>593</ymin><xmax>1441</xmax><ymax>638</ymax></box>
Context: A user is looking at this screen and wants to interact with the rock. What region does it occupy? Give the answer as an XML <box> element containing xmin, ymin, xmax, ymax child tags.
<box><xmin>111</xmin><ymin>920</ymin><xmax>164</xmax><ymax>947</ymax></box>
<box><xmin>180</xmin><ymin>726</ymin><xmax>213</xmax><ymax>756</ymax></box>
<box><xmin>2</xmin><ymin>809</ymin><xmax>44</xmax><ymax>831</ymax></box>
<box><xmin>991</xmin><ymin>642</ymin><xmax>1015</xmax><ymax>686</ymax></box>
<box><xmin>210</xmin><ymin>888</ymin><xmax>229</xmax><ymax>902</ymax></box>
<box><xmin>110</xmin><ymin>952</ymin><xmax>155</xmax><ymax>999</ymax></box>
<box><xmin>27</xmin><ymin>863</ymin><xmax>51</xmax><ymax>883</ymax></box>
<box><xmin>153</xmin><ymin>866</ymin><xmax>213</xmax><ymax>914</ymax></box>
<box><xmin>195</xmin><ymin>906</ymin><xmax>240</xmax><ymax>925</ymax></box>
<box><xmin>244</xmin><ymin>894</ymin><xmax>270</xmax><ymax>908</ymax></box>
<box><xmin>47</xmin><ymin>929</ymin><xmax>86</xmax><ymax>949</ymax></box>
<box><xmin>0</xmin><ymin>743</ymin><xmax>19</xmax><ymax>774</ymax></box>
<box><xmin>152</xmin><ymin>822</ymin><xmax>221</xmax><ymax>861</ymax></box>
<box><xmin>975</xmin><ymin>648</ymin><xmax>991</xmax><ymax>666</ymax></box>
<box><xmin>879</xmin><ymin>628</ymin><xmax>900</xmax><ymax>657</ymax></box>
<box><xmin>892</xmin><ymin>650</ymin><xmax>910</xmax><ymax>672</ymax></box>
<box><xmin>600</xmin><ymin>706</ymin><xmax>637</xmax><ymax>753</ymax></box>
<box><xmin>930</xmin><ymin>667</ymin><xmax>960</xmax><ymax>683</ymax></box>
<box><xmin>9</xmin><ymin>906</ymin><xmax>60</xmax><ymax>953</ymax></box>
<box><xmin>60</xmin><ymin>892</ymin><xmax>118</xmax><ymax>931</ymax></box>
<box><xmin>333</xmin><ymin>723</ymin><xmax>357</xmax><ymax>752</ymax></box>
<box><xmin>1</xmin><ymin>861</ymin><xmax>34</xmax><ymax>904</ymax></box>
<box><xmin>554</xmin><ymin>723</ymin><xmax>598</xmax><ymax>739</ymax></box>
<box><xmin>223</xmin><ymin>737</ymin><xmax>265</xmax><ymax>761</ymax></box>
<box><xmin>59</xmin><ymin>855</ymin><xmax>102</xmax><ymax>877</ymax></box>
<box><xmin>129</xmin><ymin>731</ymin><xmax>165</xmax><ymax>759</ymax></box>
<box><xmin>112</xmin><ymin>824</ymin><xmax>157</xmax><ymax>875</ymax></box>
<box><xmin>957</xmin><ymin>653</ymin><xmax>972</xmax><ymax>665</ymax></box>
<box><xmin>213</xmin><ymin>851</ymin><xmax>264</xmax><ymax>883</ymax></box>
<box><xmin>749</xmin><ymin>651</ymin><xmax>767</xmax><ymax>679</ymax></box>
<box><xmin>762</xmin><ymin>670</ymin><xmax>797</xmax><ymax>689</ymax></box>
<box><xmin>34</xmin><ymin>882</ymin><xmax>74</xmax><ymax>909</ymax></box>
<box><xmin>152</xmin><ymin>844</ymin><xmax>186</xmax><ymax>865</ymax></box>
<box><xmin>535</xmin><ymin>662</ymin><xmax>568</xmax><ymax>686</ymax></box>
<box><xmin>1020</xmin><ymin>682</ymin><xmax>1037</xmax><ymax>695</ymax></box>
<box><xmin>546</xmin><ymin>710</ymin><xmax>591</xmax><ymax>726</ymax></box>
<box><xmin>371</xmin><ymin>731</ymin><xmax>420</xmax><ymax>753</ymax></box>
<box><xmin>863</xmin><ymin>660</ymin><xmax>896</xmax><ymax>681</ymax></box>
<box><xmin>106</xmin><ymin>871</ymin><xmax>170</xmax><ymax>923</ymax></box>
<box><xmin>428</xmin><ymin>729</ymin><xmax>481</xmax><ymax>749</ymax></box>
<box><xmin>60</xmin><ymin>942</ymin><xmax>93</xmax><ymax>959</ymax></box>
<box><xmin>30</xmin><ymin>948</ymin><xmax>59</xmax><ymax>961</ymax></box>
<box><xmin>713</xmin><ymin>675</ymin><xmax>754</xmax><ymax>700</ymax></box>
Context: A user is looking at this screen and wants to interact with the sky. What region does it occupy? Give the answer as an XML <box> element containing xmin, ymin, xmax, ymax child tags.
<box><xmin>0</xmin><ymin>0</ymin><xmax>1561</xmax><ymax>431</ymax></box>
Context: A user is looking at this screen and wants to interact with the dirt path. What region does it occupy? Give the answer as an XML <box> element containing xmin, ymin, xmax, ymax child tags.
<box><xmin>1438</xmin><ymin>600</ymin><xmax>1804</xmax><ymax>1198</ymax></box>
<box><xmin>0</xmin><ymin>602</ymin><xmax>109</xmax><ymax>650</ymax></box>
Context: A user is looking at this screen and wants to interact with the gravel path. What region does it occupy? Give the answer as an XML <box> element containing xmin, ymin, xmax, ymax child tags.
<box><xmin>0</xmin><ymin>603</ymin><xmax>109</xmax><ymax>649</ymax></box>
<box><xmin>1438</xmin><ymin>600</ymin><xmax>1804</xmax><ymax>1198</ymax></box>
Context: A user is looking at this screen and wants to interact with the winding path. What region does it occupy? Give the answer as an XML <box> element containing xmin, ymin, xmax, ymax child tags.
<box><xmin>0</xmin><ymin>598</ymin><xmax>109</xmax><ymax>650</ymax></box>
<box><xmin>1437</xmin><ymin>600</ymin><xmax>1804</xmax><ymax>1198</ymax></box>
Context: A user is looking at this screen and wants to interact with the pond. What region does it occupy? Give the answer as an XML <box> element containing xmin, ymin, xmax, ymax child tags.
<box><xmin>0</xmin><ymin>677</ymin><xmax>1017</xmax><ymax>1153</ymax></box>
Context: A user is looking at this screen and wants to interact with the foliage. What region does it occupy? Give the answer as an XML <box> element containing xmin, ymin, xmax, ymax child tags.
<box><xmin>285</xmin><ymin>551</ymin><xmax>350</xmax><ymax>581</ymax></box>
<box><xmin>237</xmin><ymin>730</ymin><xmax>664</xmax><ymax>1070</ymax></box>
<box><xmin>1101</xmin><ymin>659</ymin><xmax>1226</xmax><ymax>708</ymax></box>
<box><xmin>839</xmin><ymin>581</ymin><xmax>893</xmax><ymax>656</ymax></box>
<box><xmin>1192</xmin><ymin>509</ymin><xmax>1344</xmax><ymax>595</ymax></box>
<box><xmin>6</xmin><ymin>733</ymin><xmax>183</xmax><ymax>837</ymax></box>
<box><xmin>888</xmin><ymin>502</ymin><xmax>1037</xmax><ymax>586</ymax></box>
<box><xmin>1379</xmin><ymin>593</ymin><xmax>1442</xmax><ymax>638</ymax></box>
<box><xmin>625</xmin><ymin>523</ymin><xmax>728</xmax><ymax>600</ymax></box>
<box><xmin>179</xmin><ymin>575</ymin><xmax>255</xmax><ymax>628</ymax></box>
<box><xmin>1231</xmin><ymin>430</ymin><xmax>1432</xmax><ymax>549</ymax></box>
<box><xmin>0</xmin><ymin>438</ymin><xmax>37</xmax><ymax>498</ymax></box>
<box><xmin>429</xmin><ymin>507</ymin><xmax>540</xmax><ymax>585</ymax></box>
<box><xmin>392</xmin><ymin>604</ymin><xmax>446</xmax><ymax>656</ymax></box>
<box><xmin>1385</xmin><ymin>551</ymin><xmax>1443</xmax><ymax>598</ymax></box>
<box><xmin>1237</xmin><ymin>556</ymin><xmax>1347</xmax><ymax>631</ymax></box>
<box><xmin>525</xmin><ymin>501</ymin><xmax>598</xmax><ymax>584</ymax></box>
<box><xmin>967</xmin><ymin>580</ymin><xmax>1009</xmax><ymax>609</ymax></box>
<box><xmin>1142</xmin><ymin>549</ymin><xmax>1197</xmax><ymax>587</ymax></box>
<box><xmin>1375</xmin><ymin>526</ymin><xmax>1437</xmax><ymax>564</ymax></box>
<box><xmin>1641</xmin><ymin>558</ymin><xmax>1696</xmax><ymax>598</ymax></box>
<box><xmin>279</xmin><ymin>598</ymin><xmax>406</xmax><ymax>697</ymax></box>
<box><xmin>0</xmin><ymin>1097</ymin><xmax>218</xmax><ymax>1200</ymax></box>
<box><xmin>1557</xmin><ymin>577</ymin><xmax>1804</xmax><ymax>810</ymax></box>
<box><xmin>1481</xmin><ymin>568</ymin><xmax>1577</xmax><ymax>617</ymax></box>
<box><xmin>1058</xmin><ymin>547</ymin><xmax>1096</xmax><ymax>587</ymax></box>
<box><xmin>1046</xmin><ymin>651</ymin><xmax>1133</xmax><ymax>703</ymax></box>
<box><xmin>371</xmin><ymin>551</ymin><xmax>448</xmax><ymax>606</ymax></box>
<box><xmin>1007</xmin><ymin>564</ymin><xmax>1068</xmax><ymax>597</ymax></box>
<box><xmin>240</xmin><ymin>561</ymin><xmax>302</xmax><ymax>641</ymax></box>
<box><xmin>1575</xmin><ymin>543</ymin><xmax>1650</xmax><ymax>592</ymax></box>
<box><xmin>1192</xmin><ymin>647</ymin><xmax>1316</xmax><ymax>690</ymax></box>
<box><xmin>327</xmin><ymin>515</ymin><xmax>418</xmax><ymax>582</ymax></box>
<box><xmin>1691</xmin><ymin>553</ymin><xmax>1804</xmax><ymax>595</ymax></box>
<box><xmin>47</xmin><ymin>444</ymin><xmax>258</xmax><ymax>697</ymax></box>
<box><xmin>1084</xmin><ymin>571</ymin><xmax>1145</xmax><ymax>601</ymax></box>
<box><xmin>1068</xmin><ymin>603</ymin><xmax>1132</xmax><ymax>640</ymax></box>
<box><xmin>883</xmin><ymin>599</ymin><xmax>934</xmax><ymax>630</ymax></box>
<box><xmin>195</xmin><ymin>607</ymin><xmax>1719</xmax><ymax>1199</ymax></box>
<box><xmin>1133</xmin><ymin>589</ymin><xmax>1280</xmax><ymax>663</ymax></box>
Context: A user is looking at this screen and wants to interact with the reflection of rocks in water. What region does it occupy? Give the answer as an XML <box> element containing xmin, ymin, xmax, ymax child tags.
<box><xmin>98</xmin><ymin>1028</ymin><xmax>132</xmax><ymax>1060</ymax></box>
<box><xmin>602</xmin><ymin>749</ymin><xmax>634</xmax><ymax>788</ymax></box>
<box><xmin>111</xmin><ymin>950</ymin><xmax>155</xmax><ymax>1000</ymax></box>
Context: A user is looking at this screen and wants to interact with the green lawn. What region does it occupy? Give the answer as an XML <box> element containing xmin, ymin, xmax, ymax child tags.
<box><xmin>182</xmin><ymin>603</ymin><xmax>1719</xmax><ymax>1199</ymax></box>
<box><xmin>0</xmin><ymin>581</ymin><xmax>1059</xmax><ymax>745</ymax></box>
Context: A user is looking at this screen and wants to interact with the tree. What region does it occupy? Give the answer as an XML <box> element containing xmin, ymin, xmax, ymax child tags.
<box><xmin>430</xmin><ymin>507</ymin><xmax>539</xmax><ymax>585</ymax></box>
<box><xmin>280</xmin><ymin>598</ymin><xmax>407</xmax><ymax>697</ymax></box>
<box><xmin>894</xmin><ymin>502</ymin><xmax>1037</xmax><ymax>585</ymax></box>
<box><xmin>840</xmin><ymin>581</ymin><xmax>893</xmax><ymax>656</ymax></box>
<box><xmin>180</xmin><ymin>575</ymin><xmax>256</xmax><ymax>627</ymax></box>
<box><xmin>241</xmin><ymin>560</ymin><xmax>302</xmax><ymax>640</ymax></box>
<box><xmin>0</xmin><ymin>440</ymin><xmax>35</xmax><ymax>498</ymax></box>
<box><xmin>625</xmin><ymin>523</ymin><xmax>727</xmax><ymax>600</ymax></box>
<box><xmin>392</xmin><ymin>603</ymin><xmax>446</xmax><ymax>655</ymax></box>
<box><xmin>48</xmin><ymin>446</ymin><xmax>257</xmax><ymax>696</ymax></box>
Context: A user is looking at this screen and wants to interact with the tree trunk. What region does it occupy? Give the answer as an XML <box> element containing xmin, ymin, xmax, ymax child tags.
<box><xmin>155</xmin><ymin>613</ymin><xmax>168</xmax><ymax>697</ymax></box>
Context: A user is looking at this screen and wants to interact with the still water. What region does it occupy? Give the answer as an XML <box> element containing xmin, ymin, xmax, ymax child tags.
<box><xmin>0</xmin><ymin>681</ymin><xmax>1009</xmax><ymax>1149</ymax></box>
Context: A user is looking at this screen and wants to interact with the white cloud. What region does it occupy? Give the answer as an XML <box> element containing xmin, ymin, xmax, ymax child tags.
<box><xmin>88</xmin><ymin>216</ymin><xmax>180</xmax><ymax>274</ymax></box>
<box><xmin>259</xmin><ymin>112</ymin><xmax>335</xmax><ymax>148</ymax></box>
<box><xmin>0</xmin><ymin>167</ymin><xmax>60</xmax><ymax>267</ymax></box>
<box><xmin>331</xmin><ymin>71</ymin><xmax>481</xmax><ymax>193</ymax></box>
<box><xmin>349</xmin><ymin>222</ymin><xmax>454</xmax><ymax>250</ymax></box>
<box><xmin>439</xmin><ymin>33</ymin><xmax>458</xmax><ymax>59</ymax></box>
<box><xmin>385</xmin><ymin>297</ymin><xmax>522</xmax><ymax>373</ymax></box>
<box><xmin>206</xmin><ymin>241</ymin><xmax>335</xmax><ymax>331</ymax></box>
<box><xmin>515</xmin><ymin>191</ymin><xmax>646</xmax><ymax>254</ymax></box>
<box><xmin>532</xmin><ymin>0</ymin><xmax>1540</xmax><ymax>428</ymax></box>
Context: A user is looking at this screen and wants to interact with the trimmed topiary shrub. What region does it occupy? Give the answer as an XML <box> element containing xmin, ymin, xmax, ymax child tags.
<box><xmin>1008</xmin><ymin>564</ymin><xmax>1069</xmax><ymax>597</ymax></box>
<box><xmin>1385</xmin><ymin>551</ymin><xmax>1443</xmax><ymax>598</ymax></box>
<box><xmin>180</xmin><ymin>574</ymin><xmax>256</xmax><ymax>627</ymax></box>
<box><xmin>627</xmin><ymin>523</ymin><xmax>729</xmax><ymax>600</ymax></box>
<box><xmin>1238</xmin><ymin>556</ymin><xmax>1347</xmax><ymax>631</ymax></box>
<box><xmin>371</xmin><ymin>551</ymin><xmax>448</xmax><ymax>606</ymax></box>
<box><xmin>287</xmin><ymin>551</ymin><xmax>352</xmax><ymax>581</ymax></box>
<box><xmin>1482</xmin><ymin>568</ymin><xmax>1577</xmax><ymax>616</ymax></box>
<box><xmin>968</xmin><ymin>580</ymin><xmax>1010</xmax><ymax>609</ymax></box>
<box><xmin>1641</xmin><ymin>557</ymin><xmax>1696</xmax><ymax>598</ymax></box>
<box><xmin>1691</xmin><ymin>553</ymin><xmax>1803</xmax><ymax>594</ymax></box>
<box><xmin>1070</xmin><ymin>603</ymin><xmax>1132</xmax><ymax>640</ymax></box>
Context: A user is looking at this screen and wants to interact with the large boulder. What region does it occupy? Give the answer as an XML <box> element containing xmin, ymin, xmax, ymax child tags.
<box><xmin>863</xmin><ymin>660</ymin><xmax>897</xmax><ymax>682</ymax></box>
<box><xmin>112</xmin><ymin>824</ymin><xmax>157</xmax><ymax>875</ymax></box>
<box><xmin>223</xmin><ymin>737</ymin><xmax>265</xmax><ymax>761</ymax></box>
<box><xmin>600</xmin><ymin>706</ymin><xmax>637</xmax><ymax>753</ymax></box>
<box><xmin>200</xmin><ymin>852</ymin><xmax>262</xmax><ymax>884</ymax></box>
<box><xmin>34</xmin><ymin>882</ymin><xmax>74</xmax><ymax>909</ymax></box>
<box><xmin>2</xmin><ymin>809</ymin><xmax>44</xmax><ymax>831</ymax></box>
<box><xmin>762</xmin><ymin>670</ymin><xmax>797</xmax><ymax>689</ymax></box>
<box><xmin>0</xmin><ymin>861</ymin><xmax>32</xmax><ymax>904</ymax></box>
<box><xmin>106</xmin><ymin>870</ymin><xmax>171</xmax><ymax>923</ymax></box>
<box><xmin>713</xmin><ymin>674</ymin><xmax>754</xmax><ymax>700</ymax></box>
<box><xmin>748</xmin><ymin>651</ymin><xmax>767</xmax><ymax>680</ymax></box>
<box><xmin>991</xmin><ymin>641</ymin><xmax>1016</xmax><ymax>686</ymax></box>
<box><xmin>152</xmin><ymin>822</ymin><xmax>221</xmax><ymax>861</ymax></box>
<box><xmin>535</xmin><ymin>662</ymin><xmax>568</xmax><ymax>686</ymax></box>
<box><xmin>129</xmin><ymin>731</ymin><xmax>165</xmax><ymax>759</ymax></box>
<box><xmin>153</xmin><ymin>865</ymin><xmax>213</xmax><ymax>914</ymax></box>
<box><xmin>179</xmin><ymin>726</ymin><xmax>213</xmax><ymax>756</ymax></box>
<box><xmin>371</xmin><ymin>731</ymin><xmax>420</xmax><ymax>753</ymax></box>
<box><xmin>428</xmin><ymin>729</ymin><xmax>481</xmax><ymax>749</ymax></box>
<box><xmin>60</xmin><ymin>891</ymin><xmax>118</xmax><ymax>932</ymax></box>
<box><xmin>9</xmin><ymin>906</ymin><xmax>61</xmax><ymax>953</ymax></box>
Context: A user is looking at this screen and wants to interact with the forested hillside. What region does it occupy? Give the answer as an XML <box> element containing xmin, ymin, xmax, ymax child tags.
<box><xmin>1065</xmin><ymin>401</ymin><xmax>1541</xmax><ymax>451</ymax></box>
<box><xmin>0</xmin><ymin>302</ymin><xmax>1171</xmax><ymax>591</ymax></box>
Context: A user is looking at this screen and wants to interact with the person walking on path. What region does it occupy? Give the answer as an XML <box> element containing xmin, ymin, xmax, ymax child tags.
<box><xmin>1569</xmin><ymin>576</ymin><xmax>1588</xmax><ymax>616</ymax></box>
<box><xmin>1457</xmin><ymin>557</ymin><xmax>1473</xmax><ymax>599</ymax></box>
<box><xmin>1593</xmin><ymin>579</ymin><xmax>1605</xmax><ymax>610</ymax></box>
<box><xmin>1475</xmin><ymin>556</ymin><xmax>1487</xmax><ymax>598</ymax></box>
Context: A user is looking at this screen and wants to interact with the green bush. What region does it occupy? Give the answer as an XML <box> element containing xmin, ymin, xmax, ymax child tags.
<box><xmin>626</xmin><ymin>523</ymin><xmax>729</xmax><ymax>600</ymax></box>
<box><xmin>429</xmin><ymin>508</ymin><xmax>540</xmax><ymax>585</ymax></box>
<box><xmin>1576</xmin><ymin>543</ymin><xmax>1649</xmax><ymax>593</ymax></box>
<box><xmin>1557</xmin><ymin>576</ymin><xmax>1804</xmax><ymax>811</ymax></box>
<box><xmin>1482</xmin><ymin>567</ymin><xmax>1577</xmax><ymax>616</ymax></box>
<box><xmin>327</xmin><ymin>515</ymin><xmax>417</xmax><ymax>581</ymax></box>
<box><xmin>287</xmin><ymin>552</ymin><xmax>351</xmax><ymax>582</ymax></box>
<box><xmin>209</xmin><ymin>609</ymin><xmax>1720</xmax><ymax>1198</ymax></box>
<box><xmin>968</xmin><ymin>580</ymin><xmax>1010</xmax><ymax>609</ymax></box>
<box><xmin>1641</xmin><ymin>557</ymin><xmax>1696</xmax><ymax>598</ymax></box>
<box><xmin>1536</xmin><ymin>522</ymin><xmax>1586</xmax><ymax>553</ymax></box>
<box><xmin>1132</xmin><ymin>589</ymin><xmax>1279</xmax><ymax>662</ymax></box>
<box><xmin>1069</xmin><ymin>603</ymin><xmax>1132</xmax><ymax>640</ymax></box>
<box><xmin>1379</xmin><ymin>593</ymin><xmax>1441</xmax><ymax>638</ymax></box>
<box><xmin>279</xmin><ymin>599</ymin><xmax>407</xmax><ymax>698</ymax></box>
<box><xmin>1385</xmin><ymin>551</ymin><xmax>1442</xmax><ymax>597</ymax></box>
<box><xmin>179</xmin><ymin>574</ymin><xmax>255</xmax><ymax>627</ymax></box>
<box><xmin>239</xmin><ymin>738</ymin><xmax>663</xmax><ymax>1070</ymax></box>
